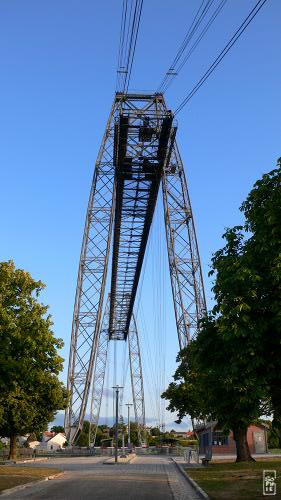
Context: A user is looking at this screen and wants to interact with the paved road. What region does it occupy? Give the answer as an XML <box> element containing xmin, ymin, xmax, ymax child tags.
<box><xmin>1</xmin><ymin>456</ymin><xmax>202</xmax><ymax>500</ymax></box>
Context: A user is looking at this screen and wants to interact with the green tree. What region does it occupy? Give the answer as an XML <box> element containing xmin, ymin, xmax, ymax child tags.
<box><xmin>76</xmin><ymin>422</ymin><xmax>110</xmax><ymax>447</ymax></box>
<box><xmin>95</xmin><ymin>426</ymin><xmax>110</xmax><ymax>446</ymax></box>
<box><xmin>99</xmin><ymin>424</ymin><xmax>109</xmax><ymax>433</ymax></box>
<box><xmin>0</xmin><ymin>261</ymin><xmax>68</xmax><ymax>459</ymax></box>
<box><xmin>51</xmin><ymin>425</ymin><xmax>65</xmax><ymax>433</ymax></box>
<box><xmin>150</xmin><ymin>427</ymin><xmax>161</xmax><ymax>437</ymax></box>
<box><xmin>240</xmin><ymin>161</ymin><xmax>281</xmax><ymax>430</ymax></box>
<box><xmin>166</xmin><ymin>313</ymin><xmax>268</xmax><ymax>460</ymax></box>
<box><xmin>146</xmin><ymin>433</ymin><xmax>158</xmax><ymax>446</ymax></box>
<box><xmin>163</xmin><ymin>160</ymin><xmax>281</xmax><ymax>462</ymax></box>
<box><xmin>127</xmin><ymin>421</ymin><xmax>140</xmax><ymax>446</ymax></box>
<box><xmin>76</xmin><ymin>420</ymin><xmax>90</xmax><ymax>446</ymax></box>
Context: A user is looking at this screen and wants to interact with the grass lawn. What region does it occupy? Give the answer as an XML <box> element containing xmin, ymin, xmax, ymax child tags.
<box><xmin>0</xmin><ymin>466</ymin><xmax>60</xmax><ymax>493</ymax></box>
<box><xmin>185</xmin><ymin>459</ymin><xmax>281</xmax><ymax>500</ymax></box>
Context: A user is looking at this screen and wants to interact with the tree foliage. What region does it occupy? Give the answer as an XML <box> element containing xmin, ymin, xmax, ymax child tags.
<box><xmin>162</xmin><ymin>161</ymin><xmax>281</xmax><ymax>461</ymax></box>
<box><xmin>127</xmin><ymin>421</ymin><xmax>140</xmax><ymax>446</ymax></box>
<box><xmin>76</xmin><ymin>420</ymin><xmax>90</xmax><ymax>446</ymax></box>
<box><xmin>241</xmin><ymin>161</ymin><xmax>281</xmax><ymax>428</ymax></box>
<box><xmin>0</xmin><ymin>261</ymin><xmax>68</xmax><ymax>459</ymax></box>
<box><xmin>76</xmin><ymin>422</ymin><xmax>114</xmax><ymax>447</ymax></box>
<box><xmin>50</xmin><ymin>425</ymin><xmax>65</xmax><ymax>433</ymax></box>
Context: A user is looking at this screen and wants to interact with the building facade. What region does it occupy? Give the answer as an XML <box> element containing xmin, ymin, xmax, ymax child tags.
<box><xmin>196</xmin><ymin>422</ymin><xmax>268</xmax><ymax>455</ymax></box>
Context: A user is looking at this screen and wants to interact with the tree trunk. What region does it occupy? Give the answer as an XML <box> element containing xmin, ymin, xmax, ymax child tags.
<box><xmin>9</xmin><ymin>434</ymin><xmax>17</xmax><ymax>460</ymax></box>
<box><xmin>233</xmin><ymin>427</ymin><xmax>255</xmax><ymax>462</ymax></box>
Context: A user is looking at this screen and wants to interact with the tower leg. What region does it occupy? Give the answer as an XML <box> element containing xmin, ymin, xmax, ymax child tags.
<box><xmin>162</xmin><ymin>142</ymin><xmax>206</xmax><ymax>349</ymax></box>
<box><xmin>88</xmin><ymin>300</ymin><xmax>110</xmax><ymax>448</ymax></box>
<box><xmin>128</xmin><ymin>315</ymin><xmax>146</xmax><ymax>446</ymax></box>
<box><xmin>65</xmin><ymin>103</ymin><xmax>116</xmax><ymax>444</ymax></box>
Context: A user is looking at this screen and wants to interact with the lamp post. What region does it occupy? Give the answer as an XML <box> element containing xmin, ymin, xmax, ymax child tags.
<box><xmin>112</xmin><ymin>385</ymin><xmax>123</xmax><ymax>463</ymax></box>
<box><xmin>126</xmin><ymin>403</ymin><xmax>133</xmax><ymax>448</ymax></box>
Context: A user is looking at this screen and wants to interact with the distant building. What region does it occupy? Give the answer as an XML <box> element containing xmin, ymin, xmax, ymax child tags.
<box><xmin>196</xmin><ymin>422</ymin><xmax>268</xmax><ymax>455</ymax></box>
<box><xmin>37</xmin><ymin>432</ymin><xmax>66</xmax><ymax>451</ymax></box>
<box><xmin>28</xmin><ymin>440</ymin><xmax>40</xmax><ymax>449</ymax></box>
<box><xmin>41</xmin><ymin>431</ymin><xmax>56</xmax><ymax>442</ymax></box>
<box><xmin>172</xmin><ymin>431</ymin><xmax>195</xmax><ymax>439</ymax></box>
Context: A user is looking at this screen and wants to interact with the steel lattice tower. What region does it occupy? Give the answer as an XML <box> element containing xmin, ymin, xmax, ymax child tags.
<box><xmin>65</xmin><ymin>93</ymin><xmax>206</xmax><ymax>445</ymax></box>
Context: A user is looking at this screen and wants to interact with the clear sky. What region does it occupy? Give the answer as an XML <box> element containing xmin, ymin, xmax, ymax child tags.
<box><xmin>1</xmin><ymin>0</ymin><xmax>280</xmax><ymax>429</ymax></box>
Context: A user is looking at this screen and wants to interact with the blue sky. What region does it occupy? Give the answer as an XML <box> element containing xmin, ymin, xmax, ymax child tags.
<box><xmin>1</xmin><ymin>0</ymin><xmax>280</xmax><ymax>429</ymax></box>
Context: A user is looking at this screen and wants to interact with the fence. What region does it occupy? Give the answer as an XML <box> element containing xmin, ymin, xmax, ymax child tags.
<box><xmin>1</xmin><ymin>445</ymin><xmax>198</xmax><ymax>460</ymax></box>
<box><xmin>0</xmin><ymin>448</ymin><xmax>35</xmax><ymax>460</ymax></box>
<box><xmin>60</xmin><ymin>445</ymin><xmax>196</xmax><ymax>457</ymax></box>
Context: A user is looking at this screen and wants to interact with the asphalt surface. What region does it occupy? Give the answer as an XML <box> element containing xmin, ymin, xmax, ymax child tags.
<box><xmin>1</xmin><ymin>455</ymin><xmax>202</xmax><ymax>500</ymax></box>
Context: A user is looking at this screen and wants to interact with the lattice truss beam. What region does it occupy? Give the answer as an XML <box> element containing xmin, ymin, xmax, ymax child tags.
<box><xmin>128</xmin><ymin>315</ymin><xmax>146</xmax><ymax>446</ymax></box>
<box><xmin>88</xmin><ymin>299</ymin><xmax>110</xmax><ymax>448</ymax></box>
<box><xmin>88</xmin><ymin>299</ymin><xmax>145</xmax><ymax>448</ymax></box>
<box><xmin>65</xmin><ymin>93</ymin><xmax>206</xmax><ymax>444</ymax></box>
<box><xmin>162</xmin><ymin>139</ymin><xmax>206</xmax><ymax>348</ymax></box>
<box><xmin>65</xmin><ymin>104</ymin><xmax>116</xmax><ymax>444</ymax></box>
<box><xmin>109</xmin><ymin>97</ymin><xmax>175</xmax><ymax>340</ymax></box>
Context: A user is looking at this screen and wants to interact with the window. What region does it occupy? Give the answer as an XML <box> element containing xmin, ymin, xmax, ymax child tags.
<box><xmin>212</xmin><ymin>431</ymin><xmax>229</xmax><ymax>446</ymax></box>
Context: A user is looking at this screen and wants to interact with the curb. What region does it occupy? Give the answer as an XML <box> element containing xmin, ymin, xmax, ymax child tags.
<box><xmin>171</xmin><ymin>458</ymin><xmax>210</xmax><ymax>500</ymax></box>
<box><xmin>47</xmin><ymin>472</ymin><xmax>64</xmax><ymax>480</ymax></box>
<box><xmin>20</xmin><ymin>458</ymin><xmax>49</xmax><ymax>464</ymax></box>
<box><xmin>0</xmin><ymin>471</ymin><xmax>64</xmax><ymax>497</ymax></box>
<box><xmin>1</xmin><ymin>458</ymin><xmax>49</xmax><ymax>465</ymax></box>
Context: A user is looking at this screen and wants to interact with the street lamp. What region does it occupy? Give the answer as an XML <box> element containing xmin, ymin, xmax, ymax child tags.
<box><xmin>112</xmin><ymin>385</ymin><xmax>123</xmax><ymax>463</ymax></box>
<box><xmin>125</xmin><ymin>403</ymin><xmax>133</xmax><ymax>448</ymax></box>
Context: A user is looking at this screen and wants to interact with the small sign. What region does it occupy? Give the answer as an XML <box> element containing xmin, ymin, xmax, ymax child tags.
<box><xmin>263</xmin><ymin>470</ymin><xmax>277</xmax><ymax>496</ymax></box>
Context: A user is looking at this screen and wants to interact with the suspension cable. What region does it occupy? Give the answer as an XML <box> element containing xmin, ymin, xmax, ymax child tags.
<box><xmin>174</xmin><ymin>0</ymin><xmax>269</xmax><ymax>115</ymax></box>
<box><xmin>116</xmin><ymin>0</ymin><xmax>144</xmax><ymax>94</ymax></box>
<box><xmin>162</xmin><ymin>0</ymin><xmax>228</xmax><ymax>94</ymax></box>
<box><xmin>158</xmin><ymin>0</ymin><xmax>228</xmax><ymax>93</ymax></box>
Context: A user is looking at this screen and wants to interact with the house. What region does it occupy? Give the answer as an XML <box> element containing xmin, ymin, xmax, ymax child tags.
<box><xmin>41</xmin><ymin>431</ymin><xmax>56</xmax><ymax>442</ymax></box>
<box><xmin>37</xmin><ymin>432</ymin><xmax>66</xmax><ymax>451</ymax></box>
<box><xmin>172</xmin><ymin>431</ymin><xmax>195</xmax><ymax>439</ymax></box>
<box><xmin>28</xmin><ymin>441</ymin><xmax>40</xmax><ymax>449</ymax></box>
<box><xmin>196</xmin><ymin>422</ymin><xmax>268</xmax><ymax>455</ymax></box>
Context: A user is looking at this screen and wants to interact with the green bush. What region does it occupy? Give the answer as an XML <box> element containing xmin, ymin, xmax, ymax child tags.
<box><xmin>179</xmin><ymin>439</ymin><xmax>198</xmax><ymax>447</ymax></box>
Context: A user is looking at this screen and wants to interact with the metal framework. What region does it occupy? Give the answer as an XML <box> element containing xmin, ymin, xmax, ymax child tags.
<box><xmin>88</xmin><ymin>303</ymin><xmax>145</xmax><ymax>447</ymax></box>
<box><xmin>162</xmin><ymin>140</ymin><xmax>206</xmax><ymax>348</ymax></box>
<box><xmin>128</xmin><ymin>315</ymin><xmax>146</xmax><ymax>446</ymax></box>
<box><xmin>109</xmin><ymin>104</ymin><xmax>174</xmax><ymax>340</ymax></box>
<box><xmin>65</xmin><ymin>93</ymin><xmax>206</xmax><ymax>445</ymax></box>
<box><xmin>88</xmin><ymin>299</ymin><xmax>110</xmax><ymax>447</ymax></box>
<box><xmin>65</xmin><ymin>103</ymin><xmax>116</xmax><ymax>444</ymax></box>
